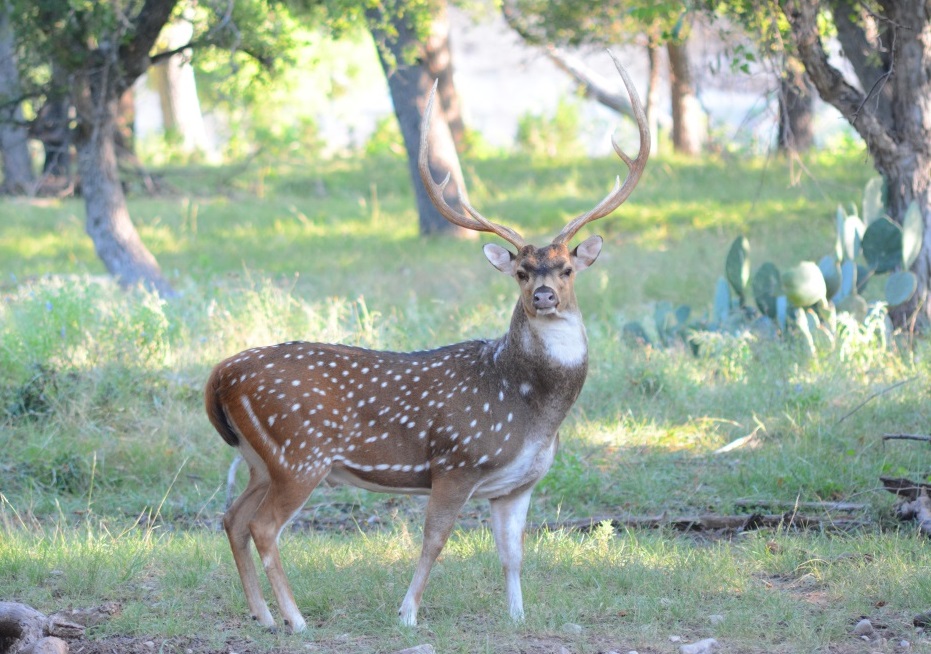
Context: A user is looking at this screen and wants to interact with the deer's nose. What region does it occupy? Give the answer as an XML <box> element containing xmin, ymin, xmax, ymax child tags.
<box><xmin>532</xmin><ymin>286</ymin><xmax>558</xmax><ymax>310</ymax></box>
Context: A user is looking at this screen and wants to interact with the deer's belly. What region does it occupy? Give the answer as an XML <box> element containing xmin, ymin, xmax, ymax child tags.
<box><xmin>324</xmin><ymin>466</ymin><xmax>432</xmax><ymax>495</ymax></box>
<box><xmin>472</xmin><ymin>434</ymin><xmax>558</xmax><ymax>500</ymax></box>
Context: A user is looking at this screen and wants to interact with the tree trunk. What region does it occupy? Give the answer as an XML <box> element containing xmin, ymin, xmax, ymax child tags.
<box><xmin>424</xmin><ymin>2</ymin><xmax>465</xmax><ymax>153</ymax></box>
<box><xmin>30</xmin><ymin>63</ymin><xmax>72</xmax><ymax>194</ymax></box>
<box><xmin>666</xmin><ymin>38</ymin><xmax>705</xmax><ymax>155</ymax></box>
<box><xmin>115</xmin><ymin>86</ymin><xmax>136</xmax><ymax>157</ymax></box>
<box><xmin>646</xmin><ymin>38</ymin><xmax>662</xmax><ymax>155</ymax></box>
<box><xmin>366</xmin><ymin>2</ymin><xmax>473</xmax><ymax>238</ymax></box>
<box><xmin>72</xmin><ymin>62</ymin><xmax>175</xmax><ymax>297</ymax></box>
<box><xmin>150</xmin><ymin>19</ymin><xmax>210</xmax><ymax>156</ymax></box>
<box><xmin>777</xmin><ymin>55</ymin><xmax>815</xmax><ymax>153</ymax></box>
<box><xmin>0</xmin><ymin>1</ymin><xmax>34</xmax><ymax>194</ymax></box>
<box><xmin>781</xmin><ymin>0</ymin><xmax>931</xmax><ymax>328</ymax></box>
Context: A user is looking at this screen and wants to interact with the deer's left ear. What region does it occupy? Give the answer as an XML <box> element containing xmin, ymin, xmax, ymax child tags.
<box><xmin>571</xmin><ymin>235</ymin><xmax>603</xmax><ymax>272</ymax></box>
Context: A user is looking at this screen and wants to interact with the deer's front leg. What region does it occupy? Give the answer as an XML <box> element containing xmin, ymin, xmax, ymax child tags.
<box><xmin>488</xmin><ymin>486</ymin><xmax>534</xmax><ymax>621</ymax></box>
<box><xmin>399</xmin><ymin>476</ymin><xmax>474</xmax><ymax>626</ymax></box>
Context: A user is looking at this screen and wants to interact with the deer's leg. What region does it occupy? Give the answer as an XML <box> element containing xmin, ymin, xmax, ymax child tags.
<box><xmin>488</xmin><ymin>486</ymin><xmax>533</xmax><ymax>621</ymax></box>
<box><xmin>224</xmin><ymin>469</ymin><xmax>275</xmax><ymax>628</ymax></box>
<box><xmin>248</xmin><ymin>472</ymin><xmax>324</xmax><ymax>634</ymax></box>
<box><xmin>399</xmin><ymin>477</ymin><xmax>474</xmax><ymax>626</ymax></box>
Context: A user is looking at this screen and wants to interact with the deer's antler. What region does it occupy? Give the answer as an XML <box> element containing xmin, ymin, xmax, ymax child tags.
<box><xmin>553</xmin><ymin>50</ymin><xmax>651</xmax><ymax>245</ymax></box>
<box><xmin>418</xmin><ymin>81</ymin><xmax>527</xmax><ymax>250</ymax></box>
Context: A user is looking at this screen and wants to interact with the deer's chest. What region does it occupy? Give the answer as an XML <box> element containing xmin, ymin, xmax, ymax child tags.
<box><xmin>471</xmin><ymin>433</ymin><xmax>558</xmax><ymax>500</ymax></box>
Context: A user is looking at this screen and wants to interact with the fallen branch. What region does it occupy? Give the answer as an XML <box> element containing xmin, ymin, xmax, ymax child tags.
<box><xmin>882</xmin><ymin>433</ymin><xmax>931</xmax><ymax>445</ymax></box>
<box><xmin>734</xmin><ymin>499</ymin><xmax>867</xmax><ymax>512</ymax></box>
<box><xmin>881</xmin><ymin>476</ymin><xmax>931</xmax><ymax>536</ymax></box>
<box><xmin>880</xmin><ymin>476</ymin><xmax>931</xmax><ymax>501</ymax></box>
<box><xmin>836</xmin><ymin>377</ymin><xmax>917</xmax><ymax>424</ymax></box>
<box><xmin>530</xmin><ymin>512</ymin><xmax>869</xmax><ymax>534</ymax></box>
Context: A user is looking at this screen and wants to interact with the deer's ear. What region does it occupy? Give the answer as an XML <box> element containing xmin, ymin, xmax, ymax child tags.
<box><xmin>484</xmin><ymin>243</ymin><xmax>516</xmax><ymax>274</ymax></box>
<box><xmin>571</xmin><ymin>235</ymin><xmax>603</xmax><ymax>272</ymax></box>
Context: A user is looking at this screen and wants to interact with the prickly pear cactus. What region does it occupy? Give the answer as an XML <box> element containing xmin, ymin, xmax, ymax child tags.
<box><xmin>752</xmin><ymin>263</ymin><xmax>781</xmax><ymax>320</ymax></box>
<box><xmin>725</xmin><ymin>236</ymin><xmax>750</xmax><ymax>303</ymax></box>
<box><xmin>782</xmin><ymin>262</ymin><xmax>827</xmax><ymax>308</ymax></box>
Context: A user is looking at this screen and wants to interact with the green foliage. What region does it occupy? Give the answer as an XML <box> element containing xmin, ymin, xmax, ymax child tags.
<box><xmin>5</xmin><ymin>152</ymin><xmax>931</xmax><ymax>651</ymax></box>
<box><xmin>7</xmin><ymin>0</ymin><xmax>302</xmax><ymax>160</ymax></box>
<box><xmin>508</xmin><ymin>0</ymin><xmax>686</xmax><ymax>47</ymax></box>
<box><xmin>623</xmin><ymin>177</ymin><xmax>923</xmax><ymax>355</ymax></box>
<box><xmin>515</xmin><ymin>97</ymin><xmax>584</xmax><ymax>158</ymax></box>
<box><xmin>363</xmin><ymin>115</ymin><xmax>405</xmax><ymax>157</ymax></box>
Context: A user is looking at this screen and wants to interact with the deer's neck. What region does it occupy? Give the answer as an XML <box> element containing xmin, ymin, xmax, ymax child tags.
<box><xmin>490</xmin><ymin>299</ymin><xmax>589</xmax><ymax>410</ymax></box>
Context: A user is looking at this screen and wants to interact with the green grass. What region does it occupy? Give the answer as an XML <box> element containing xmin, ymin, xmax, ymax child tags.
<box><xmin>4</xmin><ymin>147</ymin><xmax>931</xmax><ymax>652</ymax></box>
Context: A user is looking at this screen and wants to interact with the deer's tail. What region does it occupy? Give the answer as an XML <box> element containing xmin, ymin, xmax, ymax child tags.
<box><xmin>204</xmin><ymin>366</ymin><xmax>240</xmax><ymax>448</ymax></box>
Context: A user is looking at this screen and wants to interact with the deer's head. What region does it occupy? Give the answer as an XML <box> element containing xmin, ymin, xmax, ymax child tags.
<box><xmin>419</xmin><ymin>50</ymin><xmax>650</xmax><ymax>322</ymax></box>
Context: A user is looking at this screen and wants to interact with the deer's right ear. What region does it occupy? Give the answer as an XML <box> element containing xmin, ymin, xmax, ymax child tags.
<box><xmin>483</xmin><ymin>243</ymin><xmax>516</xmax><ymax>274</ymax></box>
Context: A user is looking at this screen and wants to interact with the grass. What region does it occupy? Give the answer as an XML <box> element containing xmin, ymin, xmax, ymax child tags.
<box><xmin>3</xmin><ymin>146</ymin><xmax>931</xmax><ymax>652</ymax></box>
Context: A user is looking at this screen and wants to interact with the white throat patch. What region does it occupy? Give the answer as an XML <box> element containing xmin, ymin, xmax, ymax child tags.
<box><xmin>528</xmin><ymin>312</ymin><xmax>587</xmax><ymax>367</ymax></box>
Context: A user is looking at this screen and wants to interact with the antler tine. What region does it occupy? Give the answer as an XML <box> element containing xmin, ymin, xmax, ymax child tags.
<box><xmin>554</xmin><ymin>50</ymin><xmax>651</xmax><ymax>245</ymax></box>
<box><xmin>418</xmin><ymin>80</ymin><xmax>526</xmax><ymax>250</ymax></box>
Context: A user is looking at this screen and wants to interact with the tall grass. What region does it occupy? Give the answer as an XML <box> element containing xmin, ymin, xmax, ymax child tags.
<box><xmin>3</xmin><ymin>149</ymin><xmax>931</xmax><ymax>651</ymax></box>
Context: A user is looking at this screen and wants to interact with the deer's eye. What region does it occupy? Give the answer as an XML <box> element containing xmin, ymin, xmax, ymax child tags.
<box><xmin>516</xmin><ymin>271</ymin><xmax>529</xmax><ymax>282</ymax></box>
<box><xmin>561</xmin><ymin>268</ymin><xmax>573</xmax><ymax>278</ymax></box>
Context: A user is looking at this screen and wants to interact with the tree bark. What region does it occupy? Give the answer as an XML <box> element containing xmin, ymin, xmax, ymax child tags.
<box><xmin>30</xmin><ymin>63</ymin><xmax>72</xmax><ymax>194</ymax></box>
<box><xmin>366</xmin><ymin>1</ymin><xmax>473</xmax><ymax>238</ymax></box>
<box><xmin>423</xmin><ymin>2</ymin><xmax>465</xmax><ymax>153</ymax></box>
<box><xmin>0</xmin><ymin>1</ymin><xmax>34</xmax><ymax>194</ymax></box>
<box><xmin>666</xmin><ymin>37</ymin><xmax>705</xmax><ymax>155</ymax></box>
<box><xmin>72</xmin><ymin>54</ymin><xmax>175</xmax><ymax>297</ymax></box>
<box><xmin>149</xmin><ymin>18</ymin><xmax>210</xmax><ymax>156</ymax></box>
<box><xmin>780</xmin><ymin>0</ymin><xmax>931</xmax><ymax>328</ymax></box>
<box><xmin>831</xmin><ymin>0</ymin><xmax>893</xmax><ymax>125</ymax></box>
<box><xmin>777</xmin><ymin>55</ymin><xmax>815</xmax><ymax>153</ymax></box>
<box><xmin>646</xmin><ymin>38</ymin><xmax>663</xmax><ymax>155</ymax></box>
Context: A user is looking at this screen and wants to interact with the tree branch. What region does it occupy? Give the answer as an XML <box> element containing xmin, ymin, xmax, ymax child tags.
<box><xmin>780</xmin><ymin>0</ymin><xmax>898</xmax><ymax>160</ymax></box>
<box><xmin>830</xmin><ymin>0</ymin><xmax>893</xmax><ymax>126</ymax></box>
<box><xmin>545</xmin><ymin>45</ymin><xmax>635</xmax><ymax>118</ymax></box>
<box><xmin>119</xmin><ymin>0</ymin><xmax>181</xmax><ymax>88</ymax></box>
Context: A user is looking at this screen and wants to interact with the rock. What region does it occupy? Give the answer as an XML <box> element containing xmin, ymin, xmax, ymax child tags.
<box><xmin>853</xmin><ymin>618</ymin><xmax>874</xmax><ymax>637</ymax></box>
<box><xmin>20</xmin><ymin>636</ymin><xmax>70</xmax><ymax>654</ymax></box>
<box><xmin>668</xmin><ymin>635</ymin><xmax>682</xmax><ymax>643</ymax></box>
<box><xmin>679</xmin><ymin>638</ymin><xmax>719</xmax><ymax>654</ymax></box>
<box><xmin>391</xmin><ymin>646</ymin><xmax>435</xmax><ymax>654</ymax></box>
<box><xmin>561</xmin><ymin>622</ymin><xmax>583</xmax><ymax>635</ymax></box>
<box><xmin>709</xmin><ymin>614</ymin><xmax>725</xmax><ymax>625</ymax></box>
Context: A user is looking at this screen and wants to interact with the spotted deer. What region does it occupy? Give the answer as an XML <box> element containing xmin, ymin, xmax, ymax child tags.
<box><xmin>205</xmin><ymin>51</ymin><xmax>649</xmax><ymax>634</ymax></box>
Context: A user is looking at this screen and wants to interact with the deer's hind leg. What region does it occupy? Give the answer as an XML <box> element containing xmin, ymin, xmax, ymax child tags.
<box><xmin>224</xmin><ymin>461</ymin><xmax>274</xmax><ymax>628</ymax></box>
<box><xmin>247</xmin><ymin>467</ymin><xmax>328</xmax><ymax>634</ymax></box>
